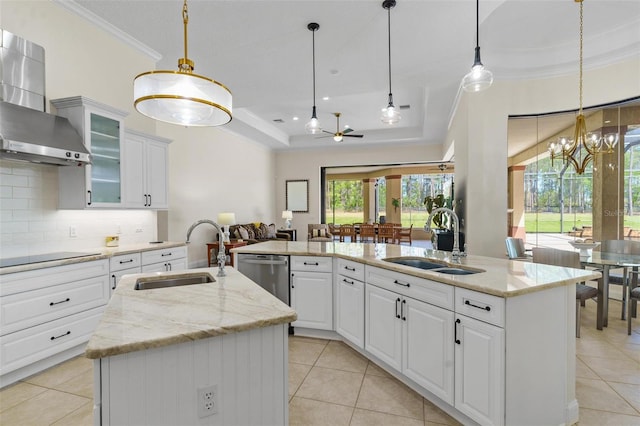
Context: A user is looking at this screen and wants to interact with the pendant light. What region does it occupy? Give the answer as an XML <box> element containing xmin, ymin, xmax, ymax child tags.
<box><xmin>133</xmin><ymin>0</ymin><xmax>232</xmax><ymax>127</ymax></box>
<box><xmin>381</xmin><ymin>0</ymin><xmax>401</xmax><ymax>124</ymax></box>
<box><xmin>461</xmin><ymin>0</ymin><xmax>493</xmax><ymax>93</ymax></box>
<box><xmin>305</xmin><ymin>23</ymin><xmax>322</xmax><ymax>134</ymax></box>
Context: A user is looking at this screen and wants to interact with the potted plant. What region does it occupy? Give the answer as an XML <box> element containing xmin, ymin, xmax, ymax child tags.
<box><xmin>391</xmin><ymin>198</ymin><xmax>400</xmax><ymax>212</ymax></box>
<box><xmin>424</xmin><ymin>193</ymin><xmax>464</xmax><ymax>251</ymax></box>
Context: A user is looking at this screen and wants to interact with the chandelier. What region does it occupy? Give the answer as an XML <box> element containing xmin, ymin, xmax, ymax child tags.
<box><xmin>547</xmin><ymin>0</ymin><xmax>618</xmax><ymax>174</ymax></box>
<box><xmin>133</xmin><ymin>0</ymin><xmax>232</xmax><ymax>127</ymax></box>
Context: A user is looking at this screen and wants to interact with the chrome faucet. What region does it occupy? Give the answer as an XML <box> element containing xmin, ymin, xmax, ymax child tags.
<box><xmin>424</xmin><ymin>207</ymin><xmax>466</xmax><ymax>260</ymax></box>
<box><xmin>186</xmin><ymin>219</ymin><xmax>227</xmax><ymax>277</ymax></box>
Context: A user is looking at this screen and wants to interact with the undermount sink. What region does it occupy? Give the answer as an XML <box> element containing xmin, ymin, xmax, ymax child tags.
<box><xmin>382</xmin><ymin>257</ymin><xmax>483</xmax><ymax>275</ymax></box>
<box><xmin>432</xmin><ymin>267</ymin><xmax>479</xmax><ymax>275</ymax></box>
<box><xmin>382</xmin><ymin>257</ymin><xmax>447</xmax><ymax>270</ymax></box>
<box><xmin>134</xmin><ymin>273</ymin><xmax>215</xmax><ymax>290</ymax></box>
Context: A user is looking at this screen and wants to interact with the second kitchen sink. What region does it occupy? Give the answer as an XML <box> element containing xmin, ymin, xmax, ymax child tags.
<box><xmin>134</xmin><ymin>273</ymin><xmax>215</xmax><ymax>290</ymax></box>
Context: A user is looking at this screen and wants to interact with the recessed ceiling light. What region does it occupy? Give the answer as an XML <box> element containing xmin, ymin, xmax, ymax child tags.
<box><xmin>604</xmin><ymin>120</ymin><xmax>611</xmax><ymax>123</ymax></box>
<box><xmin>322</xmin><ymin>96</ymin><xmax>330</xmax><ymax>101</ymax></box>
<box><xmin>293</xmin><ymin>116</ymin><xmax>299</xmax><ymax>121</ymax></box>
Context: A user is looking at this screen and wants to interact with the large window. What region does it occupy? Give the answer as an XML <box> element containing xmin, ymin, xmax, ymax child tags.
<box><xmin>511</xmin><ymin>97</ymin><xmax>640</xmax><ymax>248</ymax></box>
<box><xmin>401</xmin><ymin>174</ymin><xmax>453</xmax><ymax>227</ymax></box>
<box><xmin>325</xmin><ymin>179</ymin><xmax>363</xmax><ymax>224</ymax></box>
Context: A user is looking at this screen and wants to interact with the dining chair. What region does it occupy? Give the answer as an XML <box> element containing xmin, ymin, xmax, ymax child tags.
<box><xmin>532</xmin><ymin>247</ymin><xmax>598</xmax><ymax>337</ymax></box>
<box><xmin>397</xmin><ymin>224</ymin><xmax>413</xmax><ymax>245</ymax></box>
<box><xmin>629</xmin><ymin>280</ymin><xmax>639</xmax><ymax>335</ymax></box>
<box><xmin>597</xmin><ymin>240</ymin><xmax>640</xmax><ymax>320</ymax></box>
<box><xmin>338</xmin><ymin>224</ymin><xmax>355</xmax><ymax>242</ymax></box>
<box><xmin>359</xmin><ymin>223</ymin><xmax>376</xmax><ymax>243</ymax></box>
<box><xmin>377</xmin><ymin>223</ymin><xmax>396</xmax><ymax>244</ymax></box>
<box><xmin>505</xmin><ymin>237</ymin><xmax>530</xmax><ymax>260</ymax></box>
<box><xmin>328</xmin><ymin>223</ymin><xmax>341</xmax><ymax>241</ymax></box>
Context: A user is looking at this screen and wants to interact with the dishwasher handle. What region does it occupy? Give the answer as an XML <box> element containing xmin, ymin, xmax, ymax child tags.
<box><xmin>240</xmin><ymin>259</ymin><xmax>288</xmax><ymax>266</ymax></box>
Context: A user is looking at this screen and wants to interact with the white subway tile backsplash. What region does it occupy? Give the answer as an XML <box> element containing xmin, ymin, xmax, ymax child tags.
<box><xmin>0</xmin><ymin>159</ymin><xmax>158</xmax><ymax>257</ymax></box>
<box><xmin>0</xmin><ymin>174</ymin><xmax>29</xmax><ymax>187</ymax></box>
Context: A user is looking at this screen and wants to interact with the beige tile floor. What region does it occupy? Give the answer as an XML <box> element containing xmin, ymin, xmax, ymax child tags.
<box><xmin>1</xmin><ymin>298</ymin><xmax>638</xmax><ymax>425</ymax></box>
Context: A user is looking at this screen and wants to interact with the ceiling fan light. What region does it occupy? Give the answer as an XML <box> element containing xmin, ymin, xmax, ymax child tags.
<box><xmin>462</xmin><ymin>64</ymin><xmax>493</xmax><ymax>93</ymax></box>
<box><xmin>333</xmin><ymin>134</ymin><xmax>343</xmax><ymax>142</ymax></box>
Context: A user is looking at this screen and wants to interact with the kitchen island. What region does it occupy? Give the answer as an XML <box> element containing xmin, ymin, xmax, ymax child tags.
<box><xmin>232</xmin><ymin>241</ymin><xmax>601</xmax><ymax>426</ymax></box>
<box><xmin>85</xmin><ymin>267</ymin><xmax>296</xmax><ymax>425</ymax></box>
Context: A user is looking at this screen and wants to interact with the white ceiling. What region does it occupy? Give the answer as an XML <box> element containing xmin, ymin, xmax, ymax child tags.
<box><xmin>69</xmin><ymin>0</ymin><xmax>640</xmax><ymax>152</ymax></box>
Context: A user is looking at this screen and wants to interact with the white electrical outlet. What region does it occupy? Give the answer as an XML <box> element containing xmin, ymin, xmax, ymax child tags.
<box><xmin>116</xmin><ymin>224</ymin><xmax>122</xmax><ymax>234</ymax></box>
<box><xmin>197</xmin><ymin>384</ymin><xmax>218</xmax><ymax>418</ymax></box>
<box><xmin>135</xmin><ymin>224</ymin><xmax>143</xmax><ymax>233</ymax></box>
<box><xmin>69</xmin><ymin>226</ymin><xmax>77</xmax><ymax>238</ymax></box>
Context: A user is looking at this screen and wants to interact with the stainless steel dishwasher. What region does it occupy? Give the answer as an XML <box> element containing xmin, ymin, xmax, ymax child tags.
<box><xmin>236</xmin><ymin>254</ymin><xmax>290</xmax><ymax>305</ymax></box>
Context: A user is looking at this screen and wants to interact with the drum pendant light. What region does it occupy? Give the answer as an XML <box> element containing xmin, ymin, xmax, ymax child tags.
<box><xmin>133</xmin><ymin>0</ymin><xmax>232</xmax><ymax>126</ymax></box>
<box><xmin>305</xmin><ymin>23</ymin><xmax>322</xmax><ymax>134</ymax></box>
<box><xmin>380</xmin><ymin>0</ymin><xmax>401</xmax><ymax>124</ymax></box>
<box><xmin>461</xmin><ymin>0</ymin><xmax>493</xmax><ymax>93</ymax></box>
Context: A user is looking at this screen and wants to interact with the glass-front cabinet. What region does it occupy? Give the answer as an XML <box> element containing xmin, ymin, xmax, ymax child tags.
<box><xmin>52</xmin><ymin>97</ymin><xmax>127</xmax><ymax>209</ymax></box>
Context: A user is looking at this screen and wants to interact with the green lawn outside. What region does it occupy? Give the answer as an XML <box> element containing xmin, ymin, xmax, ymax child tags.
<box><xmin>326</xmin><ymin>209</ymin><xmax>429</xmax><ymax>227</ymax></box>
<box><xmin>328</xmin><ymin>210</ymin><xmax>640</xmax><ymax>233</ymax></box>
<box><xmin>524</xmin><ymin>212</ymin><xmax>640</xmax><ymax>233</ymax></box>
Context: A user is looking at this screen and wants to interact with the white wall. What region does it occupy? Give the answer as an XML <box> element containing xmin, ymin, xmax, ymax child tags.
<box><xmin>275</xmin><ymin>143</ymin><xmax>445</xmax><ymax>240</ymax></box>
<box><xmin>159</xmin><ymin>123</ymin><xmax>276</xmax><ymax>268</ymax></box>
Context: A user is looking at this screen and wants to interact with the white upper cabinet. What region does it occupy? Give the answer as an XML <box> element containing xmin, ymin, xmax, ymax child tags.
<box><xmin>52</xmin><ymin>97</ymin><xmax>127</xmax><ymax>209</ymax></box>
<box><xmin>122</xmin><ymin>129</ymin><xmax>171</xmax><ymax>209</ymax></box>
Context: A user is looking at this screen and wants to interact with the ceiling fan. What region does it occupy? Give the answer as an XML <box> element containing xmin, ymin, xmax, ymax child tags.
<box><xmin>320</xmin><ymin>113</ymin><xmax>364</xmax><ymax>142</ymax></box>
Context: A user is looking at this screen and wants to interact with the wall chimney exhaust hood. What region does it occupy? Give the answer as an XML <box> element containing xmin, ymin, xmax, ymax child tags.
<box><xmin>0</xmin><ymin>101</ymin><xmax>91</xmax><ymax>165</ymax></box>
<box><xmin>0</xmin><ymin>29</ymin><xmax>90</xmax><ymax>166</ymax></box>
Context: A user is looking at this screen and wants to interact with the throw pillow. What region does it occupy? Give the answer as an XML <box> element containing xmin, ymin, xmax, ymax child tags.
<box><xmin>237</xmin><ymin>227</ymin><xmax>249</xmax><ymax>240</ymax></box>
<box><xmin>266</xmin><ymin>223</ymin><xmax>277</xmax><ymax>239</ymax></box>
<box><xmin>312</xmin><ymin>228</ymin><xmax>327</xmax><ymax>238</ymax></box>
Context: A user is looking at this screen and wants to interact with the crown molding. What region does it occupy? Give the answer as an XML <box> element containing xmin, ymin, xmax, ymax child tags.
<box><xmin>53</xmin><ymin>0</ymin><xmax>162</xmax><ymax>62</ymax></box>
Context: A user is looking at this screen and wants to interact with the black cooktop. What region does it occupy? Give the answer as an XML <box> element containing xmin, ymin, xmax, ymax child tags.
<box><xmin>0</xmin><ymin>251</ymin><xmax>100</xmax><ymax>268</ymax></box>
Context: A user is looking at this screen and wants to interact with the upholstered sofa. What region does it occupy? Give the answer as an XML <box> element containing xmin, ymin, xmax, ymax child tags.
<box><xmin>229</xmin><ymin>222</ymin><xmax>291</xmax><ymax>244</ymax></box>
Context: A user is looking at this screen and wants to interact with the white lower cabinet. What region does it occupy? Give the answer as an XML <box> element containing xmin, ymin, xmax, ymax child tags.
<box><xmin>290</xmin><ymin>256</ymin><xmax>333</xmax><ymax>330</ymax></box>
<box><xmin>0</xmin><ymin>259</ymin><xmax>110</xmax><ymax>387</ymax></box>
<box><xmin>141</xmin><ymin>246</ymin><xmax>187</xmax><ymax>273</ymax></box>
<box><xmin>336</xmin><ymin>274</ymin><xmax>364</xmax><ymax>348</ymax></box>
<box><xmin>454</xmin><ymin>314</ymin><xmax>504</xmax><ymax>426</ymax></box>
<box><xmin>365</xmin><ymin>283</ymin><xmax>454</xmax><ymax>404</ymax></box>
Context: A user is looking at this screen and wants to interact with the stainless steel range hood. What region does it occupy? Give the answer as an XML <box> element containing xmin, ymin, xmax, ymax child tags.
<box><xmin>0</xmin><ymin>29</ymin><xmax>90</xmax><ymax>166</ymax></box>
<box><xmin>0</xmin><ymin>101</ymin><xmax>91</xmax><ymax>165</ymax></box>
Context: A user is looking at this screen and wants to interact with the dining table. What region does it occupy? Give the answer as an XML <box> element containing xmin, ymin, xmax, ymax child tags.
<box><xmin>581</xmin><ymin>250</ymin><xmax>640</xmax><ymax>330</ymax></box>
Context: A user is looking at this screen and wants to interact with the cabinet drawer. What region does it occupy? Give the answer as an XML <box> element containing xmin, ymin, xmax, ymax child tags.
<box><xmin>291</xmin><ymin>256</ymin><xmax>333</xmax><ymax>273</ymax></box>
<box><xmin>336</xmin><ymin>258</ymin><xmax>365</xmax><ymax>281</ymax></box>
<box><xmin>110</xmin><ymin>267</ymin><xmax>141</xmax><ymax>294</ymax></box>
<box><xmin>0</xmin><ymin>307</ymin><xmax>104</xmax><ymax>375</ymax></box>
<box><xmin>110</xmin><ymin>253</ymin><xmax>142</xmax><ymax>272</ymax></box>
<box><xmin>1</xmin><ymin>274</ymin><xmax>110</xmax><ymax>335</ymax></box>
<box><xmin>141</xmin><ymin>246</ymin><xmax>187</xmax><ymax>265</ymax></box>
<box><xmin>0</xmin><ymin>259</ymin><xmax>109</xmax><ymax>296</ymax></box>
<box><xmin>455</xmin><ymin>287</ymin><xmax>505</xmax><ymax>327</ymax></box>
<box><xmin>366</xmin><ymin>265</ymin><xmax>454</xmax><ymax>310</ymax></box>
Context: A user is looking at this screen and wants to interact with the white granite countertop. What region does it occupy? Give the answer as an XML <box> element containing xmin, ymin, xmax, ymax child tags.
<box><xmin>85</xmin><ymin>267</ymin><xmax>297</xmax><ymax>359</ymax></box>
<box><xmin>0</xmin><ymin>242</ymin><xmax>187</xmax><ymax>274</ymax></box>
<box><xmin>232</xmin><ymin>241</ymin><xmax>602</xmax><ymax>297</ymax></box>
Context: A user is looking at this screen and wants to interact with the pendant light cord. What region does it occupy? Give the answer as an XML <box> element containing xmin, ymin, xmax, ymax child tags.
<box><xmin>475</xmin><ymin>0</ymin><xmax>479</xmax><ymax>49</ymax></box>
<box><xmin>579</xmin><ymin>0</ymin><xmax>583</xmax><ymax>115</ymax></box>
<box><xmin>312</xmin><ymin>27</ymin><xmax>317</xmax><ymax>109</ymax></box>
<box><xmin>387</xmin><ymin>5</ymin><xmax>392</xmax><ymax>99</ymax></box>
